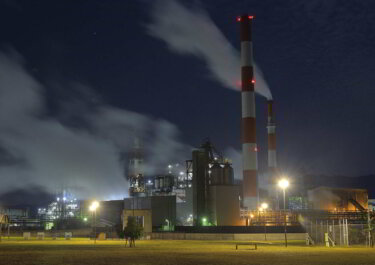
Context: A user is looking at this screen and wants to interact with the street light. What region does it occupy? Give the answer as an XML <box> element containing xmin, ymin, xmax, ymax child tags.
<box><xmin>260</xmin><ymin>203</ymin><xmax>268</xmax><ymax>241</ymax></box>
<box><xmin>278</xmin><ymin>178</ymin><xmax>289</xmax><ymax>247</ymax></box>
<box><xmin>89</xmin><ymin>201</ymin><xmax>99</xmax><ymax>244</ymax></box>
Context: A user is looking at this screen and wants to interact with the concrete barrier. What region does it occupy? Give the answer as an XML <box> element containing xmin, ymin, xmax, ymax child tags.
<box><xmin>151</xmin><ymin>232</ymin><xmax>305</xmax><ymax>241</ymax></box>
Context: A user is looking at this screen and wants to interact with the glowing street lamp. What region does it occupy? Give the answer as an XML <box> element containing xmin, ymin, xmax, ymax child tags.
<box><xmin>259</xmin><ymin>203</ymin><xmax>268</xmax><ymax>240</ymax></box>
<box><xmin>89</xmin><ymin>201</ymin><xmax>99</xmax><ymax>244</ymax></box>
<box><xmin>278</xmin><ymin>178</ymin><xmax>289</xmax><ymax>247</ymax></box>
<box><xmin>278</xmin><ymin>179</ymin><xmax>289</xmax><ymax>190</ymax></box>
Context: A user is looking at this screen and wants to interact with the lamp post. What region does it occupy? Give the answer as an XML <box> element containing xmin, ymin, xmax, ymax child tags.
<box><xmin>278</xmin><ymin>179</ymin><xmax>289</xmax><ymax>247</ymax></box>
<box><xmin>260</xmin><ymin>203</ymin><xmax>268</xmax><ymax>241</ymax></box>
<box><xmin>89</xmin><ymin>201</ymin><xmax>99</xmax><ymax>244</ymax></box>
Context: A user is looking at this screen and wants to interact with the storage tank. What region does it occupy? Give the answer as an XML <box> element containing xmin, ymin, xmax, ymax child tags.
<box><xmin>159</xmin><ymin>177</ymin><xmax>164</xmax><ymax>189</ymax></box>
<box><xmin>223</xmin><ymin>163</ymin><xmax>234</xmax><ymax>185</ymax></box>
<box><xmin>154</xmin><ymin>178</ymin><xmax>160</xmax><ymax>189</ymax></box>
<box><xmin>210</xmin><ymin>163</ymin><xmax>223</xmax><ymax>185</ymax></box>
<box><xmin>164</xmin><ymin>175</ymin><xmax>173</xmax><ymax>189</ymax></box>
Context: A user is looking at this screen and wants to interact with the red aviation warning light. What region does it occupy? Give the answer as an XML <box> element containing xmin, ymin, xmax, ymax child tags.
<box><xmin>237</xmin><ymin>15</ymin><xmax>255</xmax><ymax>22</ymax></box>
<box><xmin>251</xmin><ymin>79</ymin><xmax>256</xmax><ymax>84</ymax></box>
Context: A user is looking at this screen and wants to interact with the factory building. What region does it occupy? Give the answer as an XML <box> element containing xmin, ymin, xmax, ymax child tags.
<box><xmin>187</xmin><ymin>140</ymin><xmax>242</xmax><ymax>226</ymax></box>
<box><xmin>123</xmin><ymin>196</ymin><xmax>176</xmax><ymax>234</ymax></box>
<box><xmin>308</xmin><ymin>187</ymin><xmax>368</xmax><ymax>211</ymax></box>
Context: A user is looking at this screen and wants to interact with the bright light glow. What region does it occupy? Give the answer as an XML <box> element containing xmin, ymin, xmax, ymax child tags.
<box><xmin>250</xmin><ymin>214</ymin><xmax>254</xmax><ymax>218</ymax></box>
<box><xmin>83</xmin><ymin>217</ymin><xmax>88</xmax><ymax>222</ymax></box>
<box><xmin>89</xmin><ymin>201</ymin><xmax>99</xmax><ymax>211</ymax></box>
<box><xmin>251</xmin><ymin>79</ymin><xmax>255</xmax><ymax>84</ymax></box>
<box><xmin>254</xmin><ymin>147</ymin><xmax>258</xmax><ymax>152</ymax></box>
<box><xmin>278</xmin><ymin>179</ymin><xmax>289</xmax><ymax>189</ymax></box>
<box><xmin>202</xmin><ymin>217</ymin><xmax>207</xmax><ymax>223</ymax></box>
<box><xmin>179</xmin><ymin>171</ymin><xmax>184</xmax><ymax>175</ymax></box>
<box><xmin>148</xmin><ymin>180</ymin><xmax>152</xmax><ymax>184</ymax></box>
<box><xmin>168</xmin><ymin>164</ymin><xmax>172</xmax><ymax>169</ymax></box>
<box><xmin>56</xmin><ymin>197</ymin><xmax>60</xmax><ymax>201</ymax></box>
<box><xmin>261</xmin><ymin>203</ymin><xmax>268</xmax><ymax>210</ymax></box>
<box><xmin>208</xmin><ymin>170</ymin><xmax>212</xmax><ymax>174</ymax></box>
<box><xmin>248</xmin><ymin>15</ymin><xmax>254</xmax><ymax>19</ymax></box>
<box><xmin>63</xmin><ymin>197</ymin><xmax>66</xmax><ymax>201</ymax></box>
<box><xmin>236</xmin><ymin>16</ymin><xmax>241</xmax><ymax>22</ymax></box>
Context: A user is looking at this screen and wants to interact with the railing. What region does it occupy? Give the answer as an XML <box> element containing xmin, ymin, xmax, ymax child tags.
<box><xmin>240</xmin><ymin>209</ymin><xmax>375</xmax><ymax>226</ymax></box>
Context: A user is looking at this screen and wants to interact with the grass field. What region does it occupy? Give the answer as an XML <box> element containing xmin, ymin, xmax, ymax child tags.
<box><xmin>0</xmin><ymin>238</ymin><xmax>375</xmax><ymax>265</ymax></box>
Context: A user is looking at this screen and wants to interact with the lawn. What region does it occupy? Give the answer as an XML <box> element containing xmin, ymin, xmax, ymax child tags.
<box><xmin>0</xmin><ymin>238</ymin><xmax>374</xmax><ymax>265</ymax></box>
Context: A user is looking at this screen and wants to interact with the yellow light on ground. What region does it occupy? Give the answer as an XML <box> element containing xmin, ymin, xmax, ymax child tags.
<box><xmin>278</xmin><ymin>179</ymin><xmax>289</xmax><ymax>190</ymax></box>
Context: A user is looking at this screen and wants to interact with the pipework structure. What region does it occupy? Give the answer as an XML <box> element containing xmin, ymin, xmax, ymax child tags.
<box><xmin>188</xmin><ymin>140</ymin><xmax>240</xmax><ymax>226</ymax></box>
<box><xmin>127</xmin><ymin>137</ymin><xmax>146</xmax><ymax>197</ymax></box>
<box><xmin>239</xmin><ymin>15</ymin><xmax>258</xmax><ymax>210</ymax></box>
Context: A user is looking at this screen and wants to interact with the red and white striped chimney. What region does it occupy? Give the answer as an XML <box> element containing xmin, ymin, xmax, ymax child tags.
<box><xmin>239</xmin><ymin>15</ymin><xmax>257</xmax><ymax>209</ymax></box>
<box><xmin>267</xmin><ymin>100</ymin><xmax>277</xmax><ymax>174</ymax></box>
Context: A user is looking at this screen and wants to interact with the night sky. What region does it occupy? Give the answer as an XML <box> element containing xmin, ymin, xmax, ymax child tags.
<box><xmin>0</xmin><ymin>0</ymin><xmax>374</xmax><ymax>202</ymax></box>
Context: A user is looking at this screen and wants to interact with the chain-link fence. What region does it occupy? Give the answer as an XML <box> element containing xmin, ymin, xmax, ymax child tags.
<box><xmin>304</xmin><ymin>219</ymin><xmax>374</xmax><ymax>246</ymax></box>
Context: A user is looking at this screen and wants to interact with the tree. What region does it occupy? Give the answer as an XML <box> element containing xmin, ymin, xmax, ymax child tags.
<box><xmin>123</xmin><ymin>217</ymin><xmax>143</xmax><ymax>247</ymax></box>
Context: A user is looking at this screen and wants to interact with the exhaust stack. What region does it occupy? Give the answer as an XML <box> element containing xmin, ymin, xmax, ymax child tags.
<box><xmin>267</xmin><ymin>100</ymin><xmax>277</xmax><ymax>174</ymax></box>
<box><xmin>239</xmin><ymin>15</ymin><xmax>257</xmax><ymax>209</ymax></box>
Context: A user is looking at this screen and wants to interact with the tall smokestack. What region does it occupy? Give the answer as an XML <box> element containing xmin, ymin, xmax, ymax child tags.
<box><xmin>267</xmin><ymin>100</ymin><xmax>277</xmax><ymax>174</ymax></box>
<box><xmin>239</xmin><ymin>15</ymin><xmax>257</xmax><ymax>209</ymax></box>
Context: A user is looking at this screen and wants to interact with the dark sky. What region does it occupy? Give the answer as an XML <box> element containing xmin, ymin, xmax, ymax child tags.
<box><xmin>0</xmin><ymin>0</ymin><xmax>374</xmax><ymax>198</ymax></box>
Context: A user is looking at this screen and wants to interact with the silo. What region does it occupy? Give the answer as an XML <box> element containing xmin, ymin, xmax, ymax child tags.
<box><xmin>223</xmin><ymin>163</ymin><xmax>234</xmax><ymax>185</ymax></box>
<box><xmin>210</xmin><ymin>163</ymin><xmax>223</xmax><ymax>185</ymax></box>
<box><xmin>159</xmin><ymin>177</ymin><xmax>164</xmax><ymax>189</ymax></box>
<box><xmin>154</xmin><ymin>178</ymin><xmax>160</xmax><ymax>189</ymax></box>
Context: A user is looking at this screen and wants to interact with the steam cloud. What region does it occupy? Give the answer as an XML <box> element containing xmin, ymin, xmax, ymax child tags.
<box><xmin>0</xmin><ymin>51</ymin><xmax>189</xmax><ymax>200</ymax></box>
<box><xmin>147</xmin><ymin>0</ymin><xmax>272</xmax><ymax>99</ymax></box>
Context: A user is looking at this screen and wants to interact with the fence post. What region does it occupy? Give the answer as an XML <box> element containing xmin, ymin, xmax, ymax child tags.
<box><xmin>339</xmin><ymin>219</ymin><xmax>342</xmax><ymax>245</ymax></box>
<box><xmin>368</xmin><ymin>210</ymin><xmax>372</xmax><ymax>248</ymax></box>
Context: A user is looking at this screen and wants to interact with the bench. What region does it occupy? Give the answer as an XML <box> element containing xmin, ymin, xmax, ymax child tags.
<box><xmin>235</xmin><ymin>242</ymin><xmax>257</xmax><ymax>250</ymax></box>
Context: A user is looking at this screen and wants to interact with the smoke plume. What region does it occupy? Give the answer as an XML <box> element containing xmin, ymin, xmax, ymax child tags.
<box><xmin>147</xmin><ymin>0</ymin><xmax>272</xmax><ymax>99</ymax></box>
<box><xmin>0</xmin><ymin>51</ymin><xmax>189</xmax><ymax>200</ymax></box>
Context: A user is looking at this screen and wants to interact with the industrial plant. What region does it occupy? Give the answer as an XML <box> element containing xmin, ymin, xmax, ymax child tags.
<box><xmin>1</xmin><ymin>14</ymin><xmax>374</xmax><ymax>247</ymax></box>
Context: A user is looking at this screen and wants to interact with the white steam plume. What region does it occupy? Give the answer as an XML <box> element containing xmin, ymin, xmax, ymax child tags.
<box><xmin>147</xmin><ymin>0</ymin><xmax>272</xmax><ymax>99</ymax></box>
<box><xmin>0</xmin><ymin>51</ymin><xmax>189</xmax><ymax>200</ymax></box>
